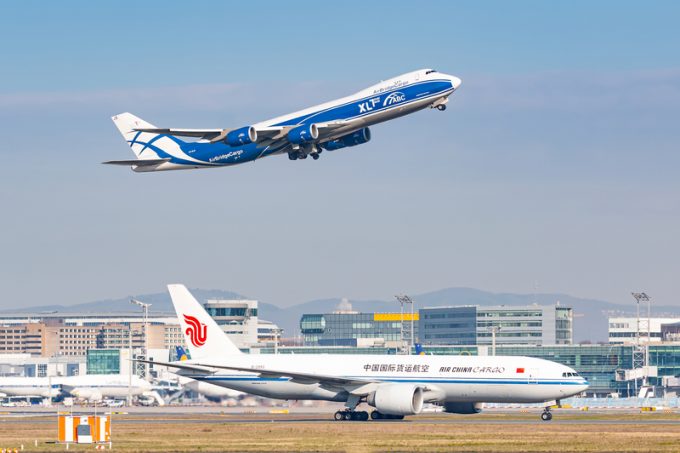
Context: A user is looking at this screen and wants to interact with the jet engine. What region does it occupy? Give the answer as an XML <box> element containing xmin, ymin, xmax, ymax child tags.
<box><xmin>322</xmin><ymin>128</ymin><xmax>371</xmax><ymax>151</ymax></box>
<box><xmin>69</xmin><ymin>388</ymin><xmax>103</xmax><ymax>401</ymax></box>
<box><xmin>287</xmin><ymin>124</ymin><xmax>319</xmax><ymax>144</ymax></box>
<box><xmin>226</xmin><ymin>126</ymin><xmax>257</xmax><ymax>146</ymax></box>
<box><xmin>443</xmin><ymin>402</ymin><xmax>483</xmax><ymax>414</ymax></box>
<box><xmin>367</xmin><ymin>384</ymin><xmax>424</xmax><ymax>416</ymax></box>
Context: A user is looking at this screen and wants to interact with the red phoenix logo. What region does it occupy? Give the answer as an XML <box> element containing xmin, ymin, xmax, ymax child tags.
<box><xmin>183</xmin><ymin>314</ymin><xmax>207</xmax><ymax>347</ymax></box>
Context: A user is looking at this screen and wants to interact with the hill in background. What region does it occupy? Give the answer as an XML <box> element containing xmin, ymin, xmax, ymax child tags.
<box><xmin>3</xmin><ymin>288</ymin><xmax>677</xmax><ymax>343</ymax></box>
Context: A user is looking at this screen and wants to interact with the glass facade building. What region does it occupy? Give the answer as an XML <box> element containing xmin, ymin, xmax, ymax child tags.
<box><xmin>86</xmin><ymin>349</ymin><xmax>121</xmax><ymax>375</ymax></box>
<box><xmin>300</xmin><ymin>312</ymin><xmax>418</xmax><ymax>347</ymax></box>
<box><xmin>419</xmin><ymin>305</ymin><xmax>573</xmax><ymax>346</ymax></box>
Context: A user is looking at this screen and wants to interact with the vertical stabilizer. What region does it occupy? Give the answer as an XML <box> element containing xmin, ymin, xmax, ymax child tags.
<box><xmin>168</xmin><ymin>284</ymin><xmax>242</xmax><ymax>359</ymax></box>
<box><xmin>111</xmin><ymin>112</ymin><xmax>162</xmax><ymax>159</ymax></box>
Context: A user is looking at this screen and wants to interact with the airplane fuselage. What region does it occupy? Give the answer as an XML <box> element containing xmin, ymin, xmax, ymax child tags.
<box><xmin>0</xmin><ymin>375</ymin><xmax>150</xmax><ymax>399</ymax></box>
<box><xmin>120</xmin><ymin>69</ymin><xmax>460</xmax><ymax>171</ymax></box>
<box><xmin>179</xmin><ymin>354</ymin><xmax>588</xmax><ymax>405</ymax></box>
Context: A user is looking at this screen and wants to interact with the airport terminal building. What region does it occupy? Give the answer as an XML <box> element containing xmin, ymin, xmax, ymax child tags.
<box><xmin>300</xmin><ymin>304</ymin><xmax>572</xmax><ymax>348</ymax></box>
<box><xmin>419</xmin><ymin>305</ymin><xmax>573</xmax><ymax>346</ymax></box>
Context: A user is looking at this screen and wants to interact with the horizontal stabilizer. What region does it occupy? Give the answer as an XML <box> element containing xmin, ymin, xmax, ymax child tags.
<box><xmin>102</xmin><ymin>158</ymin><xmax>171</xmax><ymax>166</ymax></box>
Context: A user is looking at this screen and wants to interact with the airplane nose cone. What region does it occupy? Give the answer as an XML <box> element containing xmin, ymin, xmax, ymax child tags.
<box><xmin>451</xmin><ymin>76</ymin><xmax>462</xmax><ymax>89</ymax></box>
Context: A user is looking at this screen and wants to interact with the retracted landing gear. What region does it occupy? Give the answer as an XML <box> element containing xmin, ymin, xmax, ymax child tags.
<box><xmin>334</xmin><ymin>410</ymin><xmax>369</xmax><ymax>421</ymax></box>
<box><xmin>540</xmin><ymin>407</ymin><xmax>553</xmax><ymax>421</ymax></box>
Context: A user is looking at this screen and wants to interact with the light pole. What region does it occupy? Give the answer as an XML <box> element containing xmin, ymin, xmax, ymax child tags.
<box><xmin>632</xmin><ymin>292</ymin><xmax>650</xmax><ymax>345</ymax></box>
<box><xmin>273</xmin><ymin>327</ymin><xmax>284</xmax><ymax>354</ymax></box>
<box><xmin>130</xmin><ymin>299</ymin><xmax>152</xmax><ymax>380</ymax></box>
<box><xmin>488</xmin><ymin>326</ymin><xmax>501</xmax><ymax>356</ymax></box>
<box><xmin>631</xmin><ymin>292</ymin><xmax>650</xmax><ymax>390</ymax></box>
<box><xmin>395</xmin><ymin>295</ymin><xmax>415</xmax><ymax>355</ymax></box>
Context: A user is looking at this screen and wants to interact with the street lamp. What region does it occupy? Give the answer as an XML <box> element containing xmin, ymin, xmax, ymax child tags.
<box><xmin>631</xmin><ymin>293</ymin><xmax>650</xmax><ymax>346</ymax></box>
<box><xmin>487</xmin><ymin>326</ymin><xmax>501</xmax><ymax>356</ymax></box>
<box><xmin>395</xmin><ymin>295</ymin><xmax>415</xmax><ymax>355</ymax></box>
<box><xmin>130</xmin><ymin>299</ymin><xmax>152</xmax><ymax>381</ymax></box>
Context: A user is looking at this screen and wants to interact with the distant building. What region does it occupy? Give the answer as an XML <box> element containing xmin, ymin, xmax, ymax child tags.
<box><xmin>608</xmin><ymin>317</ymin><xmax>680</xmax><ymax>344</ymax></box>
<box><xmin>0</xmin><ymin>313</ymin><xmax>182</xmax><ymax>357</ymax></box>
<box><xmin>300</xmin><ymin>300</ymin><xmax>418</xmax><ymax>348</ymax></box>
<box><xmin>419</xmin><ymin>305</ymin><xmax>573</xmax><ymax>346</ymax></box>
<box><xmin>204</xmin><ymin>299</ymin><xmax>258</xmax><ymax>349</ymax></box>
<box><xmin>661</xmin><ymin>322</ymin><xmax>680</xmax><ymax>342</ymax></box>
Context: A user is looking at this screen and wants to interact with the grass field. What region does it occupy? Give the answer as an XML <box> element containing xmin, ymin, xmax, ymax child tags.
<box><xmin>1</xmin><ymin>412</ymin><xmax>680</xmax><ymax>452</ymax></box>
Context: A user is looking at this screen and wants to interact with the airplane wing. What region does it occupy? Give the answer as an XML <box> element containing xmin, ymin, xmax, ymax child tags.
<box><xmin>193</xmin><ymin>362</ymin><xmax>376</xmax><ymax>387</ymax></box>
<box><xmin>134</xmin><ymin>120</ymin><xmax>361</xmax><ymax>148</ymax></box>
<box><xmin>134</xmin><ymin>358</ymin><xmax>216</xmax><ymax>374</ymax></box>
<box><xmin>138</xmin><ymin>358</ymin><xmax>375</xmax><ymax>388</ymax></box>
<box><xmin>102</xmin><ymin>158</ymin><xmax>171</xmax><ymax>166</ymax></box>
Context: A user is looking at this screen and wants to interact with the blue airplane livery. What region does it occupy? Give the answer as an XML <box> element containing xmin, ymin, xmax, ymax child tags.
<box><xmin>105</xmin><ymin>69</ymin><xmax>461</xmax><ymax>172</ymax></box>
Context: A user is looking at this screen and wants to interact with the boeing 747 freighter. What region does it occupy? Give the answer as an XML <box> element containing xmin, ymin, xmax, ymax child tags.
<box><xmin>105</xmin><ymin>69</ymin><xmax>461</xmax><ymax>171</ymax></box>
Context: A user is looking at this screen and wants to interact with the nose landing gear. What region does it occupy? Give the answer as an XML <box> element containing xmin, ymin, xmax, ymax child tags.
<box><xmin>436</xmin><ymin>104</ymin><xmax>447</xmax><ymax>111</ymax></box>
<box><xmin>540</xmin><ymin>407</ymin><xmax>553</xmax><ymax>421</ymax></box>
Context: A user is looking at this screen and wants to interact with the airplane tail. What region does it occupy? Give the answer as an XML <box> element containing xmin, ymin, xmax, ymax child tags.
<box><xmin>111</xmin><ymin>112</ymin><xmax>161</xmax><ymax>158</ymax></box>
<box><xmin>168</xmin><ymin>284</ymin><xmax>243</xmax><ymax>359</ymax></box>
<box><xmin>108</xmin><ymin>113</ymin><xmax>185</xmax><ymax>171</ymax></box>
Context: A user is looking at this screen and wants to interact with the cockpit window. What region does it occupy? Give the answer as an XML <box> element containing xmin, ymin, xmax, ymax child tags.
<box><xmin>562</xmin><ymin>372</ymin><xmax>580</xmax><ymax>377</ymax></box>
<box><xmin>425</xmin><ymin>69</ymin><xmax>438</xmax><ymax>74</ymax></box>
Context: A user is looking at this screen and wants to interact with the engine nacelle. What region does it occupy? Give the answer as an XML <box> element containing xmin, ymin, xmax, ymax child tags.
<box><xmin>69</xmin><ymin>388</ymin><xmax>103</xmax><ymax>401</ymax></box>
<box><xmin>322</xmin><ymin>128</ymin><xmax>371</xmax><ymax>151</ymax></box>
<box><xmin>287</xmin><ymin>123</ymin><xmax>319</xmax><ymax>144</ymax></box>
<box><xmin>443</xmin><ymin>402</ymin><xmax>483</xmax><ymax>414</ymax></box>
<box><xmin>367</xmin><ymin>384</ymin><xmax>424</xmax><ymax>416</ymax></box>
<box><xmin>226</xmin><ymin>126</ymin><xmax>257</xmax><ymax>146</ymax></box>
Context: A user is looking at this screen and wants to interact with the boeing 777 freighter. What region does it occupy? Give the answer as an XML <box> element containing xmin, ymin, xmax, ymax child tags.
<box><xmin>140</xmin><ymin>285</ymin><xmax>589</xmax><ymax>421</ymax></box>
<box><xmin>105</xmin><ymin>69</ymin><xmax>461</xmax><ymax>171</ymax></box>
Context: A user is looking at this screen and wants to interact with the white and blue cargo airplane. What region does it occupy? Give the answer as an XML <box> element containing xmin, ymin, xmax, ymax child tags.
<box><xmin>105</xmin><ymin>69</ymin><xmax>462</xmax><ymax>172</ymax></box>
<box><xmin>140</xmin><ymin>285</ymin><xmax>589</xmax><ymax>422</ymax></box>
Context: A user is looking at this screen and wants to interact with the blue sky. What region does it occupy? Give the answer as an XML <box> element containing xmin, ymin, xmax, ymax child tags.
<box><xmin>1</xmin><ymin>1</ymin><xmax>679</xmax><ymax>309</ymax></box>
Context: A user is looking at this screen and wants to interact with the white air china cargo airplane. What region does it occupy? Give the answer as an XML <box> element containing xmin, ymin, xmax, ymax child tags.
<box><xmin>105</xmin><ymin>69</ymin><xmax>461</xmax><ymax>172</ymax></box>
<box><xmin>0</xmin><ymin>375</ymin><xmax>151</xmax><ymax>401</ymax></box>
<box><xmin>140</xmin><ymin>285</ymin><xmax>589</xmax><ymax>421</ymax></box>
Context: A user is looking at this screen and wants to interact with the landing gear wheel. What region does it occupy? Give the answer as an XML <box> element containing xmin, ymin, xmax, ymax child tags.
<box><xmin>436</xmin><ymin>104</ymin><xmax>447</xmax><ymax>111</ymax></box>
<box><xmin>541</xmin><ymin>411</ymin><xmax>552</xmax><ymax>421</ymax></box>
<box><xmin>342</xmin><ymin>411</ymin><xmax>352</xmax><ymax>421</ymax></box>
<box><xmin>360</xmin><ymin>411</ymin><xmax>369</xmax><ymax>421</ymax></box>
<box><xmin>288</xmin><ymin>152</ymin><xmax>298</xmax><ymax>160</ymax></box>
<box><xmin>370</xmin><ymin>410</ymin><xmax>382</xmax><ymax>420</ymax></box>
<box><xmin>334</xmin><ymin>411</ymin><xmax>344</xmax><ymax>421</ymax></box>
<box><xmin>312</xmin><ymin>153</ymin><xmax>320</xmax><ymax>160</ymax></box>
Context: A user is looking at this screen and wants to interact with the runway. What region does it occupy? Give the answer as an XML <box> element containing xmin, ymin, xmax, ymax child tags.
<box><xmin>2</xmin><ymin>407</ymin><xmax>679</xmax><ymax>426</ymax></box>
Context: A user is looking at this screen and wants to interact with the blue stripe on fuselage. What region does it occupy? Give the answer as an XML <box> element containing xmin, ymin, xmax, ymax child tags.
<box><xmin>197</xmin><ymin>375</ymin><xmax>587</xmax><ymax>386</ymax></box>
<box><xmin>146</xmin><ymin>79</ymin><xmax>454</xmax><ymax>166</ymax></box>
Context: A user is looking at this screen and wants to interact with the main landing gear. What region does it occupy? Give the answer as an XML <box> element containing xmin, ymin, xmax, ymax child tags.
<box><xmin>333</xmin><ymin>410</ymin><xmax>369</xmax><ymax>421</ymax></box>
<box><xmin>436</xmin><ymin>104</ymin><xmax>447</xmax><ymax>111</ymax></box>
<box><xmin>332</xmin><ymin>410</ymin><xmax>404</xmax><ymax>421</ymax></box>
<box><xmin>540</xmin><ymin>407</ymin><xmax>553</xmax><ymax>421</ymax></box>
<box><xmin>288</xmin><ymin>145</ymin><xmax>322</xmax><ymax>161</ymax></box>
<box><xmin>370</xmin><ymin>411</ymin><xmax>404</xmax><ymax>420</ymax></box>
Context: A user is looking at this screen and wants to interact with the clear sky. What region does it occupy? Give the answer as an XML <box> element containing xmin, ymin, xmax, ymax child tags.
<box><xmin>1</xmin><ymin>1</ymin><xmax>679</xmax><ymax>309</ymax></box>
